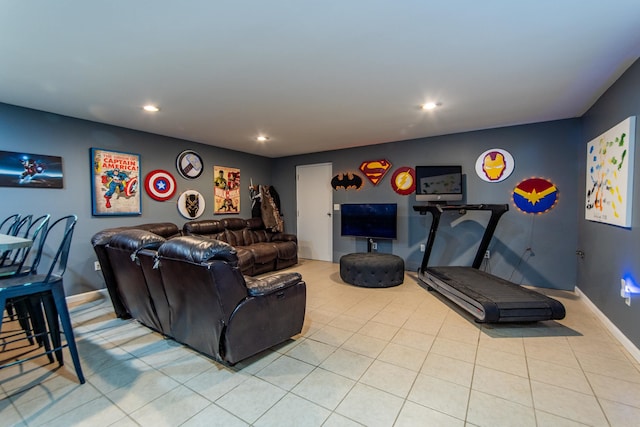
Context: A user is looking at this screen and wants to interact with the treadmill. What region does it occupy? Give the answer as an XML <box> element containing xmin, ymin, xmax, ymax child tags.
<box><xmin>414</xmin><ymin>204</ymin><xmax>565</xmax><ymax>323</ymax></box>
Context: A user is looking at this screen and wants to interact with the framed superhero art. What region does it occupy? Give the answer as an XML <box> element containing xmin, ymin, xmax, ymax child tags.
<box><xmin>213</xmin><ymin>165</ymin><xmax>240</xmax><ymax>214</ymax></box>
<box><xmin>0</xmin><ymin>150</ymin><xmax>64</xmax><ymax>188</ymax></box>
<box><xmin>90</xmin><ymin>148</ymin><xmax>141</xmax><ymax>216</ymax></box>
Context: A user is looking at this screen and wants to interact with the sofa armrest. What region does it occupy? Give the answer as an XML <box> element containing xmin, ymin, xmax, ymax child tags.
<box><xmin>270</xmin><ymin>233</ymin><xmax>297</xmax><ymax>243</ymax></box>
<box><xmin>244</xmin><ymin>272</ymin><xmax>302</xmax><ymax>296</ymax></box>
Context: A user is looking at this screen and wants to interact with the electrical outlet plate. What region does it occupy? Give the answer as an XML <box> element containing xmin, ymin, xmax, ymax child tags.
<box><xmin>420</xmin><ymin>244</ymin><xmax>425</xmax><ymax>252</ymax></box>
<box><xmin>621</xmin><ymin>279</ymin><xmax>630</xmax><ymax>298</ymax></box>
<box><xmin>94</xmin><ymin>261</ymin><xmax>101</xmax><ymax>271</ymax></box>
<box><xmin>484</xmin><ymin>250</ymin><xmax>490</xmax><ymax>259</ymax></box>
<box><xmin>372</xmin><ymin>242</ymin><xmax>377</xmax><ymax>250</ymax></box>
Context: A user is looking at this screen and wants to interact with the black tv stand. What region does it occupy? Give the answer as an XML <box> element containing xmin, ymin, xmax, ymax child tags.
<box><xmin>413</xmin><ymin>203</ymin><xmax>565</xmax><ymax>323</ymax></box>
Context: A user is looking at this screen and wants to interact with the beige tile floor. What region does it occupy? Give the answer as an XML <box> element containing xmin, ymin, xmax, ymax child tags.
<box><xmin>2</xmin><ymin>259</ymin><xmax>640</xmax><ymax>426</ymax></box>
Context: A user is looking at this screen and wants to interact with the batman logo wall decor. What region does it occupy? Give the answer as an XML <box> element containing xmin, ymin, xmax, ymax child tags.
<box><xmin>331</xmin><ymin>172</ymin><xmax>363</xmax><ymax>190</ymax></box>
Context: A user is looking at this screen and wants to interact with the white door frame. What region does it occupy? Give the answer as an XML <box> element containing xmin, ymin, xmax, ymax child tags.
<box><xmin>296</xmin><ymin>162</ymin><xmax>333</xmax><ymax>261</ymax></box>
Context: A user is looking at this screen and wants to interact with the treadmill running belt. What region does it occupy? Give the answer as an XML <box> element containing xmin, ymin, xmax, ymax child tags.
<box><xmin>426</xmin><ymin>266</ymin><xmax>566</xmax><ymax>323</ymax></box>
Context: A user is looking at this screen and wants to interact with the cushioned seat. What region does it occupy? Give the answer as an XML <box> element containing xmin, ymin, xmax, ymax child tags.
<box><xmin>340</xmin><ymin>252</ymin><xmax>404</xmax><ymax>288</ymax></box>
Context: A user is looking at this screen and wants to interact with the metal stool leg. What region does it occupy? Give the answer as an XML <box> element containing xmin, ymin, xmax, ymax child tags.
<box><xmin>43</xmin><ymin>284</ymin><xmax>84</xmax><ymax>384</ymax></box>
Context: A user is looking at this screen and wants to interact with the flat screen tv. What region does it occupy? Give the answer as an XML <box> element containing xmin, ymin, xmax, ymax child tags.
<box><xmin>415</xmin><ymin>165</ymin><xmax>463</xmax><ymax>202</ymax></box>
<box><xmin>341</xmin><ymin>203</ymin><xmax>397</xmax><ymax>239</ymax></box>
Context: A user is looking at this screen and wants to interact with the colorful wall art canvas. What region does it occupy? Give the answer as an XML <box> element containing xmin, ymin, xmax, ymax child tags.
<box><xmin>213</xmin><ymin>165</ymin><xmax>240</xmax><ymax>214</ymax></box>
<box><xmin>91</xmin><ymin>148</ymin><xmax>141</xmax><ymax>216</ymax></box>
<box><xmin>585</xmin><ymin>116</ymin><xmax>635</xmax><ymax>228</ymax></box>
<box><xmin>0</xmin><ymin>150</ymin><xmax>63</xmax><ymax>188</ymax></box>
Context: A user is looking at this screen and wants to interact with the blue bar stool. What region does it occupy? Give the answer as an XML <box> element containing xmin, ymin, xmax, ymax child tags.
<box><xmin>0</xmin><ymin>215</ymin><xmax>84</xmax><ymax>384</ymax></box>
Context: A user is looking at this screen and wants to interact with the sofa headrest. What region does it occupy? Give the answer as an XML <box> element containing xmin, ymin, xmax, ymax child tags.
<box><xmin>92</xmin><ymin>228</ymin><xmax>128</xmax><ymax>247</ymax></box>
<box><xmin>134</xmin><ymin>222</ymin><xmax>181</xmax><ymax>238</ymax></box>
<box><xmin>220</xmin><ymin>218</ymin><xmax>247</xmax><ymax>231</ymax></box>
<box><xmin>107</xmin><ymin>229</ymin><xmax>166</xmax><ymax>252</ymax></box>
<box><xmin>158</xmin><ymin>235</ymin><xmax>238</xmax><ymax>264</ymax></box>
<box><xmin>92</xmin><ymin>222</ymin><xmax>180</xmax><ymax>246</ymax></box>
<box><xmin>246</xmin><ymin>217</ymin><xmax>264</xmax><ymax>230</ymax></box>
<box><xmin>183</xmin><ymin>219</ymin><xmax>224</xmax><ymax>235</ymax></box>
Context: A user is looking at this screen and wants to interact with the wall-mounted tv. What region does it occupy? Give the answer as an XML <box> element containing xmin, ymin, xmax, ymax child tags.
<box><xmin>341</xmin><ymin>203</ymin><xmax>397</xmax><ymax>240</ymax></box>
<box><xmin>415</xmin><ymin>165</ymin><xmax>463</xmax><ymax>202</ymax></box>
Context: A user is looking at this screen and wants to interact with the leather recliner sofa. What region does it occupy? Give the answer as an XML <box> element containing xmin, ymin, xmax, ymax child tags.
<box><xmin>103</xmin><ymin>229</ymin><xmax>171</xmax><ymax>334</ymax></box>
<box><xmin>182</xmin><ymin>217</ymin><xmax>298</xmax><ymax>276</ymax></box>
<box><xmin>96</xmin><ymin>230</ymin><xmax>306</xmax><ymax>364</ymax></box>
<box><xmin>91</xmin><ymin>222</ymin><xmax>181</xmax><ymax>318</ymax></box>
<box><xmin>156</xmin><ymin>235</ymin><xmax>306</xmax><ymax>364</ymax></box>
<box><xmin>91</xmin><ymin>217</ymin><xmax>299</xmax><ymax>319</ymax></box>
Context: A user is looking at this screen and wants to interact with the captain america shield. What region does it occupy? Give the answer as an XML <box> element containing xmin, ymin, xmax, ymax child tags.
<box><xmin>145</xmin><ymin>170</ymin><xmax>177</xmax><ymax>201</ymax></box>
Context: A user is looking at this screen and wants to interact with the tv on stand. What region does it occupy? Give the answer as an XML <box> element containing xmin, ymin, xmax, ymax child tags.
<box><xmin>340</xmin><ymin>203</ymin><xmax>397</xmax><ymax>252</ymax></box>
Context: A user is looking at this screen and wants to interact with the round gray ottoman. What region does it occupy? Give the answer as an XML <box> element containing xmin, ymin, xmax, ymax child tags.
<box><xmin>339</xmin><ymin>252</ymin><xmax>404</xmax><ymax>288</ymax></box>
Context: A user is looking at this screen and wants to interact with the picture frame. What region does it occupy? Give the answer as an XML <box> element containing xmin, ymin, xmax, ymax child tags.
<box><xmin>585</xmin><ymin>116</ymin><xmax>635</xmax><ymax>228</ymax></box>
<box><xmin>91</xmin><ymin>148</ymin><xmax>141</xmax><ymax>216</ymax></box>
<box><xmin>0</xmin><ymin>150</ymin><xmax>64</xmax><ymax>188</ymax></box>
<box><xmin>213</xmin><ymin>165</ymin><xmax>240</xmax><ymax>214</ymax></box>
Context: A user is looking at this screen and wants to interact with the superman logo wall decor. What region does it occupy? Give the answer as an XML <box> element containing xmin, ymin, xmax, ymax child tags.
<box><xmin>359</xmin><ymin>159</ymin><xmax>392</xmax><ymax>186</ymax></box>
<box><xmin>512</xmin><ymin>177</ymin><xmax>558</xmax><ymax>214</ymax></box>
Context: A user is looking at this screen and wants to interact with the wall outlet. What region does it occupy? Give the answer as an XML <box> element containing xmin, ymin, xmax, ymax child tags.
<box><xmin>420</xmin><ymin>244</ymin><xmax>425</xmax><ymax>252</ymax></box>
<box><xmin>484</xmin><ymin>250</ymin><xmax>490</xmax><ymax>259</ymax></box>
<box><xmin>372</xmin><ymin>242</ymin><xmax>378</xmax><ymax>250</ymax></box>
<box><xmin>621</xmin><ymin>278</ymin><xmax>630</xmax><ymax>298</ymax></box>
<box><xmin>94</xmin><ymin>261</ymin><xmax>101</xmax><ymax>271</ymax></box>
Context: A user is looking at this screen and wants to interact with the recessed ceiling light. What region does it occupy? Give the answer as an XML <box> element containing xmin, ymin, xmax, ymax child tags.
<box><xmin>421</xmin><ymin>102</ymin><xmax>439</xmax><ymax>110</ymax></box>
<box><xmin>143</xmin><ymin>105</ymin><xmax>160</xmax><ymax>112</ymax></box>
<box><xmin>257</xmin><ymin>135</ymin><xmax>269</xmax><ymax>142</ymax></box>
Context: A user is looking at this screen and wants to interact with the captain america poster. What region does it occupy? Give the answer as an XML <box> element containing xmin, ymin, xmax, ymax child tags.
<box><xmin>91</xmin><ymin>148</ymin><xmax>141</xmax><ymax>216</ymax></box>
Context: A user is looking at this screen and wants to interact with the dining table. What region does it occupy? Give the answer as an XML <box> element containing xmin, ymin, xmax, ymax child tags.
<box><xmin>0</xmin><ymin>233</ymin><xmax>33</xmax><ymax>251</ymax></box>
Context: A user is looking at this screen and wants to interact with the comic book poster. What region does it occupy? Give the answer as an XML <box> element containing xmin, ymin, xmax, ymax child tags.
<box><xmin>213</xmin><ymin>165</ymin><xmax>240</xmax><ymax>214</ymax></box>
<box><xmin>91</xmin><ymin>148</ymin><xmax>141</xmax><ymax>216</ymax></box>
<box><xmin>0</xmin><ymin>150</ymin><xmax>63</xmax><ymax>188</ymax></box>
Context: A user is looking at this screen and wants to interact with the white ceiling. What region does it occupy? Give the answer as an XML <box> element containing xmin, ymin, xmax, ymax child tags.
<box><xmin>1</xmin><ymin>2</ymin><xmax>639</xmax><ymax>158</ymax></box>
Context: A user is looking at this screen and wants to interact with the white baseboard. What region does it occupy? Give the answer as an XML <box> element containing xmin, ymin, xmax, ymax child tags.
<box><xmin>575</xmin><ymin>286</ymin><xmax>640</xmax><ymax>364</ymax></box>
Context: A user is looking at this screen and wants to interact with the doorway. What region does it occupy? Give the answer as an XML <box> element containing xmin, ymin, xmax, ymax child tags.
<box><xmin>296</xmin><ymin>163</ymin><xmax>333</xmax><ymax>261</ymax></box>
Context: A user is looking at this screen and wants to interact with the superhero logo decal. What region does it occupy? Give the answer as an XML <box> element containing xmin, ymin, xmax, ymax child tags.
<box><xmin>145</xmin><ymin>169</ymin><xmax>177</xmax><ymax>201</ymax></box>
<box><xmin>475</xmin><ymin>148</ymin><xmax>514</xmax><ymax>182</ymax></box>
<box><xmin>512</xmin><ymin>177</ymin><xmax>558</xmax><ymax>214</ymax></box>
<box><xmin>390</xmin><ymin>167</ymin><xmax>416</xmax><ymax>195</ymax></box>
<box><xmin>331</xmin><ymin>172</ymin><xmax>363</xmax><ymax>190</ymax></box>
<box><xmin>177</xmin><ymin>190</ymin><xmax>206</xmax><ymax>219</ymax></box>
<box><xmin>359</xmin><ymin>159</ymin><xmax>392</xmax><ymax>186</ymax></box>
<box><xmin>176</xmin><ymin>150</ymin><xmax>203</xmax><ymax>179</ymax></box>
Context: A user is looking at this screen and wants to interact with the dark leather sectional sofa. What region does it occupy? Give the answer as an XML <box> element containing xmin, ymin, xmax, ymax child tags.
<box><xmin>183</xmin><ymin>217</ymin><xmax>298</xmax><ymax>276</ymax></box>
<box><xmin>91</xmin><ymin>219</ymin><xmax>305</xmax><ymax>364</ymax></box>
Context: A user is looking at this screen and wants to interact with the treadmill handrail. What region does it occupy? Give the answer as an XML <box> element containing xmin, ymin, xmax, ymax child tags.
<box><xmin>413</xmin><ymin>204</ymin><xmax>509</xmax><ymax>273</ymax></box>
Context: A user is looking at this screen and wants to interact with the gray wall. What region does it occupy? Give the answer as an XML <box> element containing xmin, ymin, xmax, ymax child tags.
<box><xmin>0</xmin><ymin>103</ymin><xmax>272</xmax><ymax>296</ymax></box>
<box><xmin>273</xmin><ymin>119</ymin><xmax>581</xmax><ymax>291</ymax></box>
<box><xmin>578</xmin><ymin>59</ymin><xmax>640</xmax><ymax>347</ymax></box>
